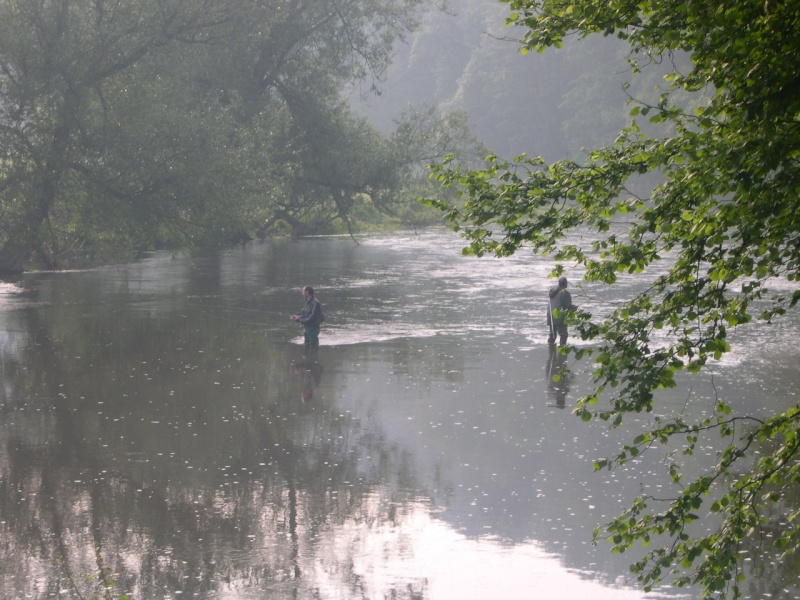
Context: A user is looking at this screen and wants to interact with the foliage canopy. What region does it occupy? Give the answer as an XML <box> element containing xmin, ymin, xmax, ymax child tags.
<box><xmin>0</xmin><ymin>0</ymin><xmax>474</xmax><ymax>273</ymax></box>
<box><xmin>426</xmin><ymin>0</ymin><xmax>800</xmax><ymax>597</ymax></box>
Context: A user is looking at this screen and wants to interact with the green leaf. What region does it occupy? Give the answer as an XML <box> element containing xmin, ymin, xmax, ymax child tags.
<box><xmin>427</xmin><ymin>0</ymin><xmax>800</xmax><ymax>596</ymax></box>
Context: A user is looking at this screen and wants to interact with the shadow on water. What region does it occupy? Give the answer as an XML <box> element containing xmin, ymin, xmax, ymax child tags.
<box><xmin>546</xmin><ymin>345</ymin><xmax>572</xmax><ymax>409</ymax></box>
<box><xmin>291</xmin><ymin>357</ymin><xmax>324</xmax><ymax>402</ymax></box>
<box><xmin>0</xmin><ymin>230</ymin><xmax>798</xmax><ymax>599</ymax></box>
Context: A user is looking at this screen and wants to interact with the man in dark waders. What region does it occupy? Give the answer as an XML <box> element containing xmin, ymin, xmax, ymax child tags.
<box><xmin>547</xmin><ymin>276</ymin><xmax>574</xmax><ymax>346</ymax></box>
<box><xmin>290</xmin><ymin>285</ymin><xmax>324</xmax><ymax>359</ymax></box>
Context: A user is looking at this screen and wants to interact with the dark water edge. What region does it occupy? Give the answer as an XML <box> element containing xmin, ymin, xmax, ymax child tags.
<box><xmin>0</xmin><ymin>230</ymin><xmax>798</xmax><ymax>599</ymax></box>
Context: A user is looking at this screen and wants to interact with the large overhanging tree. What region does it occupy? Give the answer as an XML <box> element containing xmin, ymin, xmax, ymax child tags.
<box><xmin>0</xmin><ymin>0</ymin><xmax>246</xmax><ymax>272</ymax></box>
<box><xmin>205</xmin><ymin>0</ymin><xmax>433</xmax><ymax>237</ymax></box>
<box><xmin>426</xmin><ymin>0</ymin><xmax>800</xmax><ymax>597</ymax></box>
<box><xmin>0</xmin><ymin>0</ymin><xmax>459</xmax><ymax>273</ymax></box>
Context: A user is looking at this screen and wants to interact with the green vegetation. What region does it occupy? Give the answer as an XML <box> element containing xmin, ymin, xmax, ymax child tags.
<box><xmin>0</xmin><ymin>0</ymin><xmax>479</xmax><ymax>273</ymax></box>
<box><xmin>58</xmin><ymin>550</ymin><xmax>131</xmax><ymax>600</ymax></box>
<box><xmin>426</xmin><ymin>0</ymin><xmax>800</xmax><ymax>597</ymax></box>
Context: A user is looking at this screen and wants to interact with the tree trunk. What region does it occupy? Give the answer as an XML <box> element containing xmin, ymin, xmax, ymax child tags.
<box><xmin>0</xmin><ymin>182</ymin><xmax>55</xmax><ymax>273</ymax></box>
<box><xmin>0</xmin><ymin>90</ymin><xmax>78</xmax><ymax>274</ymax></box>
<box><xmin>256</xmin><ymin>209</ymin><xmax>326</xmax><ymax>238</ymax></box>
<box><xmin>0</xmin><ymin>241</ymin><xmax>34</xmax><ymax>274</ymax></box>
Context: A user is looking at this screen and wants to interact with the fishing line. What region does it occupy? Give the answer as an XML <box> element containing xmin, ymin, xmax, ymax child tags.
<box><xmin>192</xmin><ymin>309</ymin><xmax>269</xmax><ymax>327</ymax></box>
<box><xmin>187</xmin><ymin>302</ymin><xmax>288</xmax><ymax>317</ymax></box>
<box><xmin>188</xmin><ymin>303</ymin><xmax>288</xmax><ymax>328</ymax></box>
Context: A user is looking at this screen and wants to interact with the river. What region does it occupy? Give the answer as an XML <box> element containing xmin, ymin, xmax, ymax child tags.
<box><xmin>1</xmin><ymin>229</ymin><xmax>798</xmax><ymax>599</ymax></box>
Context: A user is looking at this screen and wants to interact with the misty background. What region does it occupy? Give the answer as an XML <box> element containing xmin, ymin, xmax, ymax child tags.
<box><xmin>351</xmin><ymin>0</ymin><xmax>638</xmax><ymax>161</ymax></box>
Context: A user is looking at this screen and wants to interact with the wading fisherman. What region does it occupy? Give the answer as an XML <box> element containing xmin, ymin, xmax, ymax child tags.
<box><xmin>547</xmin><ymin>276</ymin><xmax>574</xmax><ymax>347</ymax></box>
<box><xmin>290</xmin><ymin>285</ymin><xmax>324</xmax><ymax>358</ymax></box>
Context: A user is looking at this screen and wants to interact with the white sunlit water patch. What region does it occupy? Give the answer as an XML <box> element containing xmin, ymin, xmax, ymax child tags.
<box><xmin>305</xmin><ymin>495</ymin><xmax>686</xmax><ymax>600</ymax></box>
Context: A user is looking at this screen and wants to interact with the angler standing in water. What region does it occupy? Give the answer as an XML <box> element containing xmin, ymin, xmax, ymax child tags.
<box><xmin>290</xmin><ymin>285</ymin><xmax>324</xmax><ymax>358</ymax></box>
<box><xmin>547</xmin><ymin>276</ymin><xmax>574</xmax><ymax>347</ymax></box>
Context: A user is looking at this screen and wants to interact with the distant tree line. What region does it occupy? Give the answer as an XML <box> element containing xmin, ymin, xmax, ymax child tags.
<box><xmin>0</xmin><ymin>0</ymin><xmax>480</xmax><ymax>273</ymax></box>
<box><xmin>354</xmin><ymin>0</ymin><xmax>649</xmax><ymax>161</ymax></box>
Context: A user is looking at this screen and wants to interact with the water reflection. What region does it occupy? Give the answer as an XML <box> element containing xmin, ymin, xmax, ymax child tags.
<box><xmin>291</xmin><ymin>358</ymin><xmax>324</xmax><ymax>402</ymax></box>
<box><xmin>0</xmin><ymin>230</ymin><xmax>798</xmax><ymax>599</ymax></box>
<box><xmin>546</xmin><ymin>345</ymin><xmax>572</xmax><ymax>409</ymax></box>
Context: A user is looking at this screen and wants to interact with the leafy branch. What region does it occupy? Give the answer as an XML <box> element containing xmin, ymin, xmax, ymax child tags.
<box><xmin>423</xmin><ymin>0</ymin><xmax>800</xmax><ymax>596</ymax></box>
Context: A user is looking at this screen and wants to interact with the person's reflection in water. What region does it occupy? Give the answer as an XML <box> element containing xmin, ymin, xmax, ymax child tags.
<box><xmin>291</xmin><ymin>359</ymin><xmax>324</xmax><ymax>402</ymax></box>
<box><xmin>546</xmin><ymin>344</ymin><xmax>572</xmax><ymax>409</ymax></box>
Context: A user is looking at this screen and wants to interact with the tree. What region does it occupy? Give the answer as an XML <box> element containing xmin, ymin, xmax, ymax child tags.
<box><xmin>425</xmin><ymin>0</ymin><xmax>800</xmax><ymax>597</ymax></box>
<box><xmin>187</xmin><ymin>0</ymin><xmax>432</xmax><ymax>238</ymax></box>
<box><xmin>0</xmin><ymin>0</ymin><xmax>245</xmax><ymax>272</ymax></box>
<box><xmin>0</xmin><ymin>0</ymin><xmax>440</xmax><ymax>273</ymax></box>
<box><xmin>378</xmin><ymin>106</ymin><xmax>486</xmax><ymax>227</ymax></box>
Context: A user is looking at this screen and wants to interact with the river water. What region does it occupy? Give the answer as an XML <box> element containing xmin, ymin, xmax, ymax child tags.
<box><xmin>1</xmin><ymin>229</ymin><xmax>798</xmax><ymax>599</ymax></box>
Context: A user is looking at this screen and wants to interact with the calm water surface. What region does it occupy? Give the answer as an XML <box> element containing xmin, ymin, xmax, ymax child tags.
<box><xmin>1</xmin><ymin>230</ymin><xmax>798</xmax><ymax>599</ymax></box>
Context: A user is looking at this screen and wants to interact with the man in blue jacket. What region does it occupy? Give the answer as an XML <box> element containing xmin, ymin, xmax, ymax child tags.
<box><xmin>290</xmin><ymin>285</ymin><xmax>324</xmax><ymax>357</ymax></box>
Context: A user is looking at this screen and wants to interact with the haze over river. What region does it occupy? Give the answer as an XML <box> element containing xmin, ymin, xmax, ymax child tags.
<box><xmin>1</xmin><ymin>229</ymin><xmax>798</xmax><ymax>599</ymax></box>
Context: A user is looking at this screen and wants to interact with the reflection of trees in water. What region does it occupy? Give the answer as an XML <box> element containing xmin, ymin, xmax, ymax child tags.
<box><xmin>1</xmin><ymin>400</ymin><xmax>429</xmax><ymax>598</ymax></box>
<box><xmin>0</xmin><ymin>302</ymin><xmax>431</xmax><ymax>599</ymax></box>
<box><xmin>389</xmin><ymin>337</ymin><xmax>467</xmax><ymax>388</ymax></box>
<box><xmin>739</xmin><ymin>432</ymin><xmax>800</xmax><ymax>600</ymax></box>
<box><xmin>744</xmin><ymin>524</ymin><xmax>800</xmax><ymax>600</ymax></box>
